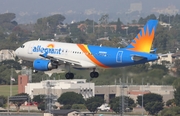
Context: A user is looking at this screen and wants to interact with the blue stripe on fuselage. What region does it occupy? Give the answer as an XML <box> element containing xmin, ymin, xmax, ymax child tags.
<box><xmin>87</xmin><ymin>45</ymin><xmax>158</xmax><ymax>68</ymax></box>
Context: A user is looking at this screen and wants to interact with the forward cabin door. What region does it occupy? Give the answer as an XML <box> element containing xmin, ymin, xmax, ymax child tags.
<box><xmin>28</xmin><ymin>42</ymin><xmax>34</xmax><ymax>54</ymax></box>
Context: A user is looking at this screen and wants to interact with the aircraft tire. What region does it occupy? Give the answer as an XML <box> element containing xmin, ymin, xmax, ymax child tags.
<box><xmin>94</xmin><ymin>72</ymin><xmax>99</xmax><ymax>78</ymax></box>
<box><xmin>65</xmin><ymin>72</ymin><xmax>74</xmax><ymax>79</ymax></box>
<box><xmin>90</xmin><ymin>72</ymin><xmax>99</xmax><ymax>78</ymax></box>
<box><xmin>70</xmin><ymin>73</ymin><xmax>74</xmax><ymax>79</ymax></box>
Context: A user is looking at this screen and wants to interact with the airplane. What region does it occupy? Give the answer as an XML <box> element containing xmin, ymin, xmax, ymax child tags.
<box><xmin>15</xmin><ymin>19</ymin><xmax>159</xmax><ymax>79</ymax></box>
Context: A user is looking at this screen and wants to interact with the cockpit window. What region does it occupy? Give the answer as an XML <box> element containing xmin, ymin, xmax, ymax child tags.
<box><xmin>21</xmin><ymin>45</ymin><xmax>25</xmax><ymax>48</ymax></box>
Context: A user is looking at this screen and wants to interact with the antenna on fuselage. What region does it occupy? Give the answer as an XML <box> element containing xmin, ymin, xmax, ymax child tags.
<box><xmin>100</xmin><ymin>44</ymin><xmax>102</xmax><ymax>47</ymax></box>
<box><xmin>38</xmin><ymin>38</ymin><xmax>40</xmax><ymax>41</ymax></box>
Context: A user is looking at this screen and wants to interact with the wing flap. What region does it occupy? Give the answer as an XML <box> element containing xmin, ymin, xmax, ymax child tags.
<box><xmin>39</xmin><ymin>53</ymin><xmax>95</xmax><ymax>68</ymax></box>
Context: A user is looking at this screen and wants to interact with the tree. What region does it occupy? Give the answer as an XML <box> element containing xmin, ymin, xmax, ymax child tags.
<box><xmin>144</xmin><ymin>101</ymin><xmax>164</xmax><ymax>115</ymax></box>
<box><xmin>57</xmin><ymin>92</ymin><xmax>84</xmax><ymax>106</ymax></box>
<box><xmin>33</xmin><ymin>94</ymin><xmax>46</xmax><ymax>111</ymax></box>
<box><xmin>65</xmin><ymin>36</ymin><xmax>74</xmax><ymax>43</ymax></box>
<box><xmin>72</xmin><ymin>104</ymin><xmax>86</xmax><ymax>110</ymax></box>
<box><xmin>174</xmin><ymin>59</ymin><xmax>180</xmax><ymax>76</ymax></box>
<box><xmin>85</xmin><ymin>96</ymin><xmax>104</xmax><ymax>112</ymax></box>
<box><xmin>61</xmin><ymin>104</ymin><xmax>72</xmax><ymax>109</ymax></box>
<box><xmin>160</xmin><ymin>106</ymin><xmax>180</xmax><ymax>116</ymax></box>
<box><xmin>127</xmin><ymin>26</ymin><xmax>139</xmax><ymax>35</ymax></box>
<box><xmin>33</xmin><ymin>94</ymin><xmax>45</xmax><ymax>104</ymax></box>
<box><xmin>37</xmin><ymin>102</ymin><xmax>45</xmax><ymax>111</ymax></box>
<box><xmin>166</xmin><ymin>99</ymin><xmax>175</xmax><ymax>107</ymax></box>
<box><xmin>34</xmin><ymin>14</ymin><xmax>66</xmax><ymax>39</ymax></box>
<box><xmin>0</xmin><ymin>95</ymin><xmax>7</xmax><ymax>107</ymax></box>
<box><xmin>151</xmin><ymin>64</ymin><xmax>168</xmax><ymax>75</ymax></box>
<box><xmin>32</xmin><ymin>71</ymin><xmax>49</xmax><ymax>82</ymax></box>
<box><xmin>0</xmin><ymin>13</ymin><xmax>17</xmax><ymax>30</ymax></box>
<box><xmin>138</xmin><ymin>14</ymin><xmax>156</xmax><ymax>24</ymax></box>
<box><xmin>109</xmin><ymin>96</ymin><xmax>135</xmax><ymax>113</ymax></box>
<box><xmin>137</xmin><ymin>93</ymin><xmax>164</xmax><ymax>115</ymax></box>
<box><xmin>99</xmin><ymin>14</ymin><xmax>109</xmax><ymax>26</ymax></box>
<box><xmin>0</xmin><ymin>64</ymin><xmax>18</xmax><ymax>85</ymax></box>
<box><xmin>116</xmin><ymin>18</ymin><xmax>122</xmax><ymax>34</ymax></box>
<box><xmin>47</xmin><ymin>14</ymin><xmax>65</xmax><ymax>28</ymax></box>
<box><xmin>0</xmin><ymin>13</ymin><xmax>16</xmax><ymax>24</ymax></box>
<box><xmin>110</xmin><ymin>101</ymin><xmax>119</xmax><ymax>113</ymax></box>
<box><xmin>137</xmin><ymin>93</ymin><xmax>163</xmax><ymax>107</ymax></box>
<box><xmin>9</xmin><ymin>93</ymin><xmax>31</xmax><ymax>112</ymax></box>
<box><xmin>0</xmin><ymin>60</ymin><xmax>21</xmax><ymax>70</ymax></box>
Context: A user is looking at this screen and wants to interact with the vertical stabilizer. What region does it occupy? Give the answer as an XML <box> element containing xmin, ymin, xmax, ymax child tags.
<box><xmin>126</xmin><ymin>20</ymin><xmax>158</xmax><ymax>53</ymax></box>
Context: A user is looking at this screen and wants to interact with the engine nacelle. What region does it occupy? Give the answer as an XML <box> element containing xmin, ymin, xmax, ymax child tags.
<box><xmin>33</xmin><ymin>59</ymin><xmax>58</xmax><ymax>71</ymax></box>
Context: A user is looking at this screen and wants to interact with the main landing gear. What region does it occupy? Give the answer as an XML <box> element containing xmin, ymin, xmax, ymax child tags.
<box><xmin>65</xmin><ymin>72</ymin><xmax>74</xmax><ymax>79</ymax></box>
<box><xmin>90</xmin><ymin>71</ymin><xmax>99</xmax><ymax>78</ymax></box>
<box><xmin>90</xmin><ymin>68</ymin><xmax>99</xmax><ymax>78</ymax></box>
<box><xmin>65</xmin><ymin>64</ymin><xmax>74</xmax><ymax>79</ymax></box>
<box><xmin>65</xmin><ymin>68</ymin><xmax>99</xmax><ymax>79</ymax></box>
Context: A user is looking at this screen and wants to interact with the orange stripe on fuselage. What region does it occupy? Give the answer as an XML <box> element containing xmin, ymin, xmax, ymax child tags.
<box><xmin>77</xmin><ymin>44</ymin><xmax>109</xmax><ymax>68</ymax></box>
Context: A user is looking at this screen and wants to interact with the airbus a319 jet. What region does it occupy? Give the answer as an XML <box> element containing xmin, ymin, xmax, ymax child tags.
<box><xmin>15</xmin><ymin>19</ymin><xmax>159</xmax><ymax>79</ymax></box>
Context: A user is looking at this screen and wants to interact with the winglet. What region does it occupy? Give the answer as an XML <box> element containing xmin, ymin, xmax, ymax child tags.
<box><xmin>126</xmin><ymin>20</ymin><xmax>158</xmax><ymax>53</ymax></box>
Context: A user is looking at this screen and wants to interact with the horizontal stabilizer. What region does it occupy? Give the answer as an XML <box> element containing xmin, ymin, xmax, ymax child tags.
<box><xmin>150</xmin><ymin>48</ymin><xmax>157</xmax><ymax>54</ymax></box>
<box><xmin>132</xmin><ymin>55</ymin><xmax>147</xmax><ymax>61</ymax></box>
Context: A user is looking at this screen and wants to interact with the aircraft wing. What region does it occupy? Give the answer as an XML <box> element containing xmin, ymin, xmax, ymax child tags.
<box><xmin>132</xmin><ymin>55</ymin><xmax>147</xmax><ymax>61</ymax></box>
<box><xmin>39</xmin><ymin>53</ymin><xmax>95</xmax><ymax>68</ymax></box>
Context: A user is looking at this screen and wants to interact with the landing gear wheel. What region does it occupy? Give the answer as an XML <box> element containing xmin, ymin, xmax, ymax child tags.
<box><xmin>90</xmin><ymin>71</ymin><xmax>99</xmax><ymax>78</ymax></box>
<box><xmin>65</xmin><ymin>72</ymin><xmax>74</xmax><ymax>79</ymax></box>
<box><xmin>94</xmin><ymin>72</ymin><xmax>99</xmax><ymax>78</ymax></box>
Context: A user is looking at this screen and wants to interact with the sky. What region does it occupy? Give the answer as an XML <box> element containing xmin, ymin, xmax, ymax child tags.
<box><xmin>0</xmin><ymin>0</ymin><xmax>179</xmax><ymax>23</ymax></box>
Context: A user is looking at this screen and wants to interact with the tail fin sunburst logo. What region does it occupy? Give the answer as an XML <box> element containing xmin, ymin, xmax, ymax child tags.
<box><xmin>130</xmin><ymin>26</ymin><xmax>155</xmax><ymax>53</ymax></box>
<box><xmin>127</xmin><ymin>20</ymin><xmax>158</xmax><ymax>53</ymax></box>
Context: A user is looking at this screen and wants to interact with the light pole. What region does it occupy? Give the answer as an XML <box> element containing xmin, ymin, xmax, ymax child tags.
<box><xmin>10</xmin><ymin>66</ymin><xmax>13</xmax><ymax>97</ymax></box>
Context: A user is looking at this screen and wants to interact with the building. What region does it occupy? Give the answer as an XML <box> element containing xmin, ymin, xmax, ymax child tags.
<box><xmin>159</xmin><ymin>21</ymin><xmax>172</xmax><ymax>28</ymax></box>
<box><xmin>172</xmin><ymin>51</ymin><xmax>180</xmax><ymax>60</ymax></box>
<box><xmin>157</xmin><ymin>53</ymin><xmax>174</xmax><ymax>64</ymax></box>
<box><xmin>18</xmin><ymin>77</ymin><xmax>174</xmax><ymax>104</ymax></box>
<box><xmin>95</xmin><ymin>85</ymin><xmax>174</xmax><ymax>103</ymax></box>
<box><xmin>18</xmin><ymin>75</ymin><xmax>29</xmax><ymax>94</ymax></box>
<box><xmin>24</xmin><ymin>79</ymin><xmax>94</xmax><ymax>99</ymax></box>
<box><xmin>149</xmin><ymin>52</ymin><xmax>174</xmax><ymax>69</ymax></box>
<box><xmin>50</xmin><ymin>110</ymin><xmax>79</xmax><ymax>116</ymax></box>
<box><xmin>0</xmin><ymin>49</ymin><xmax>15</xmax><ymax>62</ymax></box>
<box><xmin>153</xmin><ymin>5</ymin><xmax>179</xmax><ymax>15</ymax></box>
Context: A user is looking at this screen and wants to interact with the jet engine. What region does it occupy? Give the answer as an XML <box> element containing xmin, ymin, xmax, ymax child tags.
<box><xmin>33</xmin><ymin>59</ymin><xmax>58</xmax><ymax>71</ymax></box>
